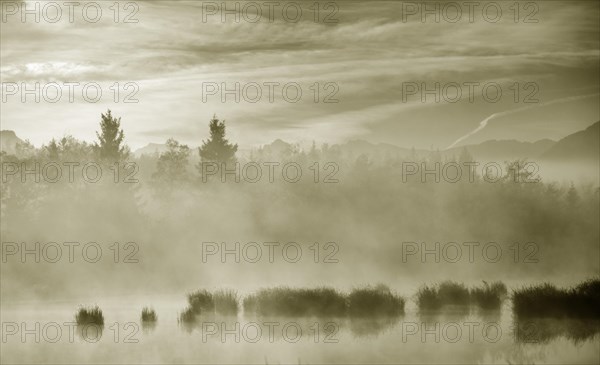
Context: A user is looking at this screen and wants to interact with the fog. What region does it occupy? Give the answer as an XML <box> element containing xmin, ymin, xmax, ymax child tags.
<box><xmin>2</xmin><ymin>143</ymin><xmax>598</xmax><ymax>304</ymax></box>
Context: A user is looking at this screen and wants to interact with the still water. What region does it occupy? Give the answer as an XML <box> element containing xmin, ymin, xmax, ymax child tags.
<box><xmin>2</xmin><ymin>298</ymin><xmax>598</xmax><ymax>364</ymax></box>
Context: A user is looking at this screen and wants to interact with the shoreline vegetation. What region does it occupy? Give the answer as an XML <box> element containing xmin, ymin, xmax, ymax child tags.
<box><xmin>141</xmin><ymin>307</ymin><xmax>158</xmax><ymax>323</ymax></box>
<box><xmin>75</xmin><ymin>305</ymin><xmax>104</xmax><ymax>326</ymax></box>
<box><xmin>179</xmin><ymin>289</ymin><xmax>239</xmax><ymax>323</ymax></box>
<box><xmin>243</xmin><ymin>285</ymin><xmax>405</xmax><ymax>318</ymax></box>
<box><xmin>75</xmin><ymin>279</ymin><xmax>600</xmax><ymax>326</ymax></box>
<box><xmin>513</xmin><ymin>279</ymin><xmax>600</xmax><ymax>318</ymax></box>
<box><xmin>416</xmin><ymin>281</ymin><xmax>508</xmax><ymax>311</ymax></box>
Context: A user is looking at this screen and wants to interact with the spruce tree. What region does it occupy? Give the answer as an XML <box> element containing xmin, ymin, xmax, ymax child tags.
<box><xmin>94</xmin><ymin>110</ymin><xmax>128</xmax><ymax>161</ymax></box>
<box><xmin>198</xmin><ymin>115</ymin><xmax>238</xmax><ymax>164</ymax></box>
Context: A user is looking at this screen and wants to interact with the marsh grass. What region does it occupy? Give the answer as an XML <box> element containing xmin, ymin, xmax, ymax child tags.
<box><xmin>416</xmin><ymin>281</ymin><xmax>470</xmax><ymax>310</ymax></box>
<box><xmin>75</xmin><ymin>305</ymin><xmax>104</xmax><ymax>326</ymax></box>
<box><xmin>347</xmin><ymin>285</ymin><xmax>405</xmax><ymax>317</ymax></box>
<box><xmin>512</xmin><ymin>279</ymin><xmax>600</xmax><ymax>318</ymax></box>
<box><xmin>470</xmin><ymin>281</ymin><xmax>508</xmax><ymax>310</ymax></box>
<box><xmin>244</xmin><ymin>285</ymin><xmax>404</xmax><ymax>317</ymax></box>
<box><xmin>188</xmin><ymin>289</ymin><xmax>213</xmax><ymax>315</ymax></box>
<box><xmin>244</xmin><ymin>287</ymin><xmax>347</xmax><ymax>317</ymax></box>
<box><xmin>417</xmin><ymin>281</ymin><xmax>507</xmax><ymax>311</ymax></box>
<box><xmin>213</xmin><ymin>289</ymin><xmax>239</xmax><ymax>315</ymax></box>
<box><xmin>178</xmin><ymin>307</ymin><xmax>197</xmax><ymax>324</ymax></box>
<box><xmin>180</xmin><ymin>289</ymin><xmax>239</xmax><ymax>323</ymax></box>
<box><xmin>141</xmin><ymin>307</ymin><xmax>157</xmax><ymax>322</ymax></box>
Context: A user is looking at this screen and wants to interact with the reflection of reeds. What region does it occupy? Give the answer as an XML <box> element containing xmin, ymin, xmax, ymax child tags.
<box><xmin>513</xmin><ymin>279</ymin><xmax>600</xmax><ymax>318</ymax></box>
<box><xmin>75</xmin><ymin>305</ymin><xmax>104</xmax><ymax>326</ymax></box>
<box><xmin>349</xmin><ymin>316</ymin><xmax>401</xmax><ymax>338</ymax></box>
<box><xmin>416</xmin><ymin>281</ymin><xmax>507</xmax><ymax>311</ymax></box>
<box><xmin>513</xmin><ymin>317</ymin><xmax>600</xmax><ymax>344</ymax></box>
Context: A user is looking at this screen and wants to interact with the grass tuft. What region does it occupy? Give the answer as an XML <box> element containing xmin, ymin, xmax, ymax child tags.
<box><xmin>513</xmin><ymin>279</ymin><xmax>600</xmax><ymax>318</ymax></box>
<box><xmin>470</xmin><ymin>281</ymin><xmax>508</xmax><ymax>310</ymax></box>
<box><xmin>180</xmin><ymin>289</ymin><xmax>239</xmax><ymax>323</ymax></box>
<box><xmin>141</xmin><ymin>307</ymin><xmax>157</xmax><ymax>322</ymax></box>
<box><xmin>417</xmin><ymin>281</ymin><xmax>507</xmax><ymax>311</ymax></box>
<box><xmin>347</xmin><ymin>284</ymin><xmax>405</xmax><ymax>317</ymax></box>
<box><xmin>75</xmin><ymin>305</ymin><xmax>104</xmax><ymax>326</ymax></box>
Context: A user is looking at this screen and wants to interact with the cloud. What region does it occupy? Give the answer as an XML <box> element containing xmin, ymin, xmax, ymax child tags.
<box><xmin>446</xmin><ymin>93</ymin><xmax>600</xmax><ymax>149</ymax></box>
<box><xmin>1</xmin><ymin>0</ymin><xmax>598</xmax><ymax>149</ymax></box>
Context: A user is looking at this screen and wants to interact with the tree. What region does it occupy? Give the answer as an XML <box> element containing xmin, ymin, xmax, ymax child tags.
<box><xmin>44</xmin><ymin>135</ymin><xmax>92</xmax><ymax>161</ymax></box>
<box><xmin>566</xmin><ymin>182</ymin><xmax>580</xmax><ymax>206</ymax></box>
<box><xmin>94</xmin><ymin>110</ymin><xmax>129</xmax><ymax>161</ymax></box>
<box><xmin>198</xmin><ymin>115</ymin><xmax>238</xmax><ymax>164</ymax></box>
<box><xmin>308</xmin><ymin>140</ymin><xmax>319</xmax><ymax>161</ymax></box>
<box><xmin>153</xmin><ymin>138</ymin><xmax>191</xmax><ymax>184</ymax></box>
<box><xmin>46</xmin><ymin>139</ymin><xmax>60</xmax><ymax>160</ymax></box>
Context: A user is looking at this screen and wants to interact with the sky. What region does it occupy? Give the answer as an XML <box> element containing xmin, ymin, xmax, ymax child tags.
<box><xmin>1</xmin><ymin>0</ymin><xmax>599</xmax><ymax>150</ymax></box>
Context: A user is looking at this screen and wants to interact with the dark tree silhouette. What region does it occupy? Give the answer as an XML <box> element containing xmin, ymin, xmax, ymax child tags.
<box><xmin>198</xmin><ymin>115</ymin><xmax>238</xmax><ymax>164</ymax></box>
<box><xmin>94</xmin><ymin>110</ymin><xmax>129</xmax><ymax>161</ymax></box>
<box><xmin>46</xmin><ymin>139</ymin><xmax>60</xmax><ymax>160</ymax></box>
<box><xmin>153</xmin><ymin>138</ymin><xmax>191</xmax><ymax>184</ymax></box>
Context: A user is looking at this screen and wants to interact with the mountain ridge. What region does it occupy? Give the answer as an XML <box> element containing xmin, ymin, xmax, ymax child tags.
<box><xmin>2</xmin><ymin>121</ymin><xmax>598</xmax><ymax>163</ymax></box>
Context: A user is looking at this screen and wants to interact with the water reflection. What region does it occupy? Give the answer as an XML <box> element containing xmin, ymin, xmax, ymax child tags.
<box><xmin>76</xmin><ymin>324</ymin><xmax>104</xmax><ymax>342</ymax></box>
<box><xmin>348</xmin><ymin>316</ymin><xmax>401</xmax><ymax>338</ymax></box>
<box><xmin>141</xmin><ymin>321</ymin><xmax>157</xmax><ymax>334</ymax></box>
<box><xmin>174</xmin><ymin>311</ymin><xmax>600</xmax><ymax>345</ymax></box>
<box><xmin>2</xmin><ymin>306</ymin><xmax>599</xmax><ymax>364</ymax></box>
<box><xmin>513</xmin><ymin>317</ymin><xmax>600</xmax><ymax>344</ymax></box>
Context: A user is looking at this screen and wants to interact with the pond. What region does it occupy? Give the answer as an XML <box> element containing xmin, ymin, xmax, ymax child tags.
<box><xmin>2</xmin><ymin>300</ymin><xmax>598</xmax><ymax>364</ymax></box>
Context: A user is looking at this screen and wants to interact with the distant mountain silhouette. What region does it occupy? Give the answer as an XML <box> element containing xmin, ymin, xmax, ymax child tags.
<box><xmin>447</xmin><ymin>139</ymin><xmax>556</xmax><ymax>161</ymax></box>
<box><xmin>6</xmin><ymin>121</ymin><xmax>600</xmax><ymax>164</ymax></box>
<box><xmin>133</xmin><ymin>143</ymin><xmax>171</xmax><ymax>157</ymax></box>
<box><xmin>540</xmin><ymin>121</ymin><xmax>599</xmax><ymax>162</ymax></box>
<box><xmin>340</xmin><ymin>140</ymin><xmax>418</xmax><ymax>158</ymax></box>
<box><xmin>0</xmin><ymin>130</ymin><xmax>25</xmax><ymax>155</ymax></box>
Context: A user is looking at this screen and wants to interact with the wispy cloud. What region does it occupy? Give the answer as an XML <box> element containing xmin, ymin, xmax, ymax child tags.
<box><xmin>1</xmin><ymin>0</ymin><xmax>598</xmax><ymax>149</ymax></box>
